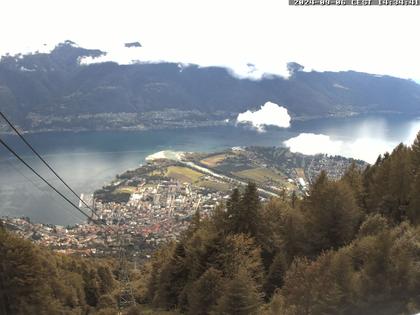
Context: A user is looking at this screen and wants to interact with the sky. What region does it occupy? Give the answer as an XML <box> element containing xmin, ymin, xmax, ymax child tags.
<box><xmin>1</xmin><ymin>0</ymin><xmax>419</xmax><ymax>80</ymax></box>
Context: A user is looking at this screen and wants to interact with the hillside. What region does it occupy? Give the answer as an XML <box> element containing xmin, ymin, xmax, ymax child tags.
<box><xmin>3</xmin><ymin>134</ymin><xmax>420</xmax><ymax>315</ymax></box>
<box><xmin>0</xmin><ymin>224</ymin><xmax>124</xmax><ymax>315</ymax></box>
<box><xmin>143</xmin><ymin>133</ymin><xmax>420</xmax><ymax>315</ymax></box>
<box><xmin>1</xmin><ymin>42</ymin><xmax>420</xmax><ymax>132</ymax></box>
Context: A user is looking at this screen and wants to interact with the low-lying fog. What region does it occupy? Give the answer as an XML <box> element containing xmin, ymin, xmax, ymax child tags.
<box><xmin>236</xmin><ymin>102</ymin><xmax>420</xmax><ymax>164</ymax></box>
<box><xmin>284</xmin><ymin>118</ymin><xmax>420</xmax><ymax>164</ymax></box>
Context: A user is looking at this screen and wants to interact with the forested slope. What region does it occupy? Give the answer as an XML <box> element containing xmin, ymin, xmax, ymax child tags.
<box><xmin>2</xmin><ymin>134</ymin><xmax>420</xmax><ymax>314</ymax></box>
<box><xmin>144</xmin><ymin>133</ymin><xmax>420</xmax><ymax>315</ymax></box>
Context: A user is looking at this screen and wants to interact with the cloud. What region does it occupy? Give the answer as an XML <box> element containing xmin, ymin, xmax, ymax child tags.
<box><xmin>406</xmin><ymin>120</ymin><xmax>420</xmax><ymax>144</ymax></box>
<box><xmin>283</xmin><ymin>117</ymin><xmax>420</xmax><ymax>164</ymax></box>
<box><xmin>283</xmin><ymin>132</ymin><xmax>411</xmax><ymax>164</ymax></box>
<box><xmin>284</xmin><ymin>133</ymin><xmax>343</xmax><ymax>156</ymax></box>
<box><xmin>237</xmin><ymin>102</ymin><xmax>291</xmax><ymax>132</ymax></box>
<box><xmin>4</xmin><ymin>1</ymin><xmax>420</xmax><ymax>81</ymax></box>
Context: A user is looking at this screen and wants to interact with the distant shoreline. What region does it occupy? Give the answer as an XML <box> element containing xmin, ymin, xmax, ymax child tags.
<box><xmin>1</xmin><ymin>110</ymin><xmax>414</xmax><ymax>136</ymax></box>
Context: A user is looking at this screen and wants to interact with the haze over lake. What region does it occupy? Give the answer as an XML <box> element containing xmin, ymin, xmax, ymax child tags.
<box><xmin>1</xmin><ymin>114</ymin><xmax>419</xmax><ymax>225</ymax></box>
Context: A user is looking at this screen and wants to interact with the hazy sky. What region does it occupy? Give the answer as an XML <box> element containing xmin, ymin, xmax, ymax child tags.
<box><xmin>1</xmin><ymin>0</ymin><xmax>419</xmax><ymax>80</ymax></box>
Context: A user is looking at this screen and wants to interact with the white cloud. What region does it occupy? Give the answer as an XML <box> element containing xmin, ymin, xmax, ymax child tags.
<box><xmin>237</xmin><ymin>102</ymin><xmax>291</xmax><ymax>132</ymax></box>
<box><xmin>284</xmin><ymin>132</ymin><xmax>401</xmax><ymax>164</ymax></box>
<box><xmin>284</xmin><ymin>117</ymin><xmax>420</xmax><ymax>164</ymax></box>
<box><xmin>284</xmin><ymin>128</ymin><xmax>420</xmax><ymax>164</ymax></box>
<box><xmin>284</xmin><ymin>133</ymin><xmax>343</xmax><ymax>156</ymax></box>
<box><xmin>0</xmin><ymin>0</ymin><xmax>419</xmax><ymax>81</ymax></box>
<box><xmin>406</xmin><ymin>120</ymin><xmax>420</xmax><ymax>144</ymax></box>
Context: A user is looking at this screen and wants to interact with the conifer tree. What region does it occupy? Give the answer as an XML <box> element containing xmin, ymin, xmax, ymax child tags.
<box><xmin>185</xmin><ymin>209</ymin><xmax>201</xmax><ymax>239</ymax></box>
<box><xmin>263</xmin><ymin>252</ymin><xmax>288</xmax><ymax>298</ymax></box>
<box><xmin>279</xmin><ymin>254</ymin><xmax>344</xmax><ymax>315</ymax></box>
<box><xmin>357</xmin><ymin>213</ymin><xmax>389</xmax><ymax>238</ymax></box>
<box><xmin>291</xmin><ymin>190</ymin><xmax>297</xmax><ymax>209</ymax></box>
<box><xmin>260</xmin><ymin>199</ymin><xmax>305</xmax><ymax>264</ymax></box>
<box><xmin>342</xmin><ymin>162</ymin><xmax>364</xmax><ymax>207</ymax></box>
<box><xmin>408</xmin><ymin>170</ymin><xmax>420</xmax><ymax>224</ymax></box>
<box><xmin>97</xmin><ymin>265</ymin><xmax>115</xmax><ymax>295</ymax></box>
<box><xmin>0</xmin><ymin>228</ymin><xmax>57</xmax><ymax>314</ymax></box>
<box><xmin>224</xmin><ymin>183</ymin><xmax>262</xmax><ymax>238</ymax></box>
<box><xmin>303</xmin><ymin>171</ymin><xmax>329</xmax><ymax>214</ymax></box>
<box><xmin>225</xmin><ymin>188</ymin><xmax>242</xmax><ymax>234</ymax></box>
<box><xmin>221</xmin><ymin>234</ymin><xmax>264</xmax><ymax>287</ymax></box>
<box><xmin>212</xmin><ymin>204</ymin><xmax>229</xmax><ymax>235</ymax></box>
<box><xmin>212</xmin><ymin>268</ymin><xmax>262</xmax><ymax>315</ymax></box>
<box><xmin>388</xmin><ymin>144</ymin><xmax>411</xmax><ymax>221</ymax></box>
<box><xmin>237</xmin><ymin>182</ymin><xmax>261</xmax><ymax>237</ymax></box>
<box><xmin>226</xmin><ymin>188</ymin><xmax>241</xmax><ymax>218</ymax></box>
<box><xmin>411</xmin><ymin>131</ymin><xmax>420</xmax><ymax>172</ymax></box>
<box><xmin>304</xmin><ymin>181</ymin><xmax>361</xmax><ymax>254</ymax></box>
<box><xmin>363</xmin><ymin>144</ymin><xmax>412</xmax><ymax>222</ymax></box>
<box><xmin>83</xmin><ymin>269</ymin><xmax>100</xmax><ymax>306</ymax></box>
<box><xmin>154</xmin><ymin>243</ymin><xmax>189</xmax><ymax>309</ymax></box>
<box><xmin>188</xmin><ymin>268</ymin><xmax>224</xmax><ymax>315</ymax></box>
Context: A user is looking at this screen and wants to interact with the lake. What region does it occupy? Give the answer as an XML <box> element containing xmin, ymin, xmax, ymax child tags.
<box><xmin>1</xmin><ymin>113</ymin><xmax>419</xmax><ymax>225</ymax></box>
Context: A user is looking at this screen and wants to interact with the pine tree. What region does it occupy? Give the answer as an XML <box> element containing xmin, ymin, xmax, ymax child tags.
<box><xmin>227</xmin><ymin>188</ymin><xmax>241</xmax><ymax>217</ymax></box>
<box><xmin>212</xmin><ymin>204</ymin><xmax>229</xmax><ymax>235</ymax></box>
<box><xmin>225</xmin><ymin>188</ymin><xmax>242</xmax><ymax>234</ymax></box>
<box><xmin>221</xmin><ymin>234</ymin><xmax>264</xmax><ymax>287</ymax></box>
<box><xmin>146</xmin><ymin>244</ymin><xmax>175</xmax><ymax>303</ymax></box>
<box><xmin>411</xmin><ymin>131</ymin><xmax>420</xmax><ymax>173</ymax></box>
<box><xmin>212</xmin><ymin>268</ymin><xmax>262</xmax><ymax>315</ymax></box>
<box><xmin>363</xmin><ymin>144</ymin><xmax>412</xmax><ymax>223</ymax></box>
<box><xmin>0</xmin><ymin>228</ymin><xmax>56</xmax><ymax>314</ymax></box>
<box><xmin>304</xmin><ymin>181</ymin><xmax>361</xmax><ymax>254</ymax></box>
<box><xmin>185</xmin><ymin>209</ymin><xmax>201</xmax><ymax>239</ymax></box>
<box><xmin>357</xmin><ymin>214</ymin><xmax>389</xmax><ymax>238</ymax></box>
<box><xmin>97</xmin><ymin>265</ymin><xmax>115</xmax><ymax>295</ymax></box>
<box><xmin>359</xmin><ymin>230</ymin><xmax>393</xmax><ymax>295</ymax></box>
<box><xmin>303</xmin><ymin>171</ymin><xmax>329</xmax><ymax>214</ymax></box>
<box><xmin>263</xmin><ymin>252</ymin><xmax>288</xmax><ymax>297</ymax></box>
<box><xmin>260</xmin><ymin>199</ymin><xmax>305</xmax><ymax>265</ymax></box>
<box><xmin>291</xmin><ymin>190</ymin><xmax>297</xmax><ymax>209</ymax></box>
<box><xmin>154</xmin><ymin>243</ymin><xmax>189</xmax><ymax>309</ymax></box>
<box><xmin>388</xmin><ymin>144</ymin><xmax>411</xmax><ymax>221</ymax></box>
<box><xmin>237</xmin><ymin>182</ymin><xmax>261</xmax><ymax>237</ymax></box>
<box><xmin>224</xmin><ymin>183</ymin><xmax>262</xmax><ymax>238</ymax></box>
<box><xmin>83</xmin><ymin>269</ymin><xmax>100</xmax><ymax>306</ymax></box>
<box><xmin>280</xmin><ymin>254</ymin><xmax>344</xmax><ymax>315</ymax></box>
<box><xmin>342</xmin><ymin>162</ymin><xmax>364</xmax><ymax>207</ymax></box>
<box><xmin>408</xmin><ymin>168</ymin><xmax>420</xmax><ymax>224</ymax></box>
<box><xmin>187</xmin><ymin>268</ymin><xmax>224</xmax><ymax>315</ymax></box>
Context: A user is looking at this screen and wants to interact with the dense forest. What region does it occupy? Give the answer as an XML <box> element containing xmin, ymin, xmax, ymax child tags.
<box><xmin>2</xmin><ymin>134</ymin><xmax>420</xmax><ymax>314</ymax></box>
<box><xmin>145</xmin><ymin>133</ymin><xmax>420</xmax><ymax>315</ymax></box>
<box><xmin>0</xmin><ymin>222</ymin><xmax>157</xmax><ymax>315</ymax></box>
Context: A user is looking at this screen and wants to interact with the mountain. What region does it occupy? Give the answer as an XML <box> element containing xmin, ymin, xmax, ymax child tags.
<box><xmin>1</xmin><ymin>42</ymin><xmax>420</xmax><ymax>132</ymax></box>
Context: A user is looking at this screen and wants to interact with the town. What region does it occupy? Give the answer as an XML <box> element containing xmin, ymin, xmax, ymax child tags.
<box><xmin>1</xmin><ymin>146</ymin><xmax>365</xmax><ymax>261</ymax></box>
<box><xmin>1</xmin><ymin>177</ymin><xmax>227</xmax><ymax>260</ymax></box>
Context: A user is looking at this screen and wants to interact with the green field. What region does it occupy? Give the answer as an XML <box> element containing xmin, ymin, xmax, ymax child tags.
<box><xmin>165</xmin><ymin>166</ymin><xmax>204</xmax><ymax>183</ymax></box>
<box><xmin>233</xmin><ymin>167</ymin><xmax>285</xmax><ymax>184</ymax></box>
<box><xmin>200</xmin><ymin>153</ymin><xmax>229</xmax><ymax>167</ymax></box>
<box><xmin>197</xmin><ymin>179</ymin><xmax>231</xmax><ymax>192</ymax></box>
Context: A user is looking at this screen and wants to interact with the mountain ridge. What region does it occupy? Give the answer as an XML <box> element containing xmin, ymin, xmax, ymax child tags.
<box><xmin>1</xmin><ymin>42</ymin><xmax>420</xmax><ymax>132</ymax></box>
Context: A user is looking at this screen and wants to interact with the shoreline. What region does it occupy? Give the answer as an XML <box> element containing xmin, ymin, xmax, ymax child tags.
<box><xmin>1</xmin><ymin>110</ymin><xmax>416</xmax><ymax>136</ymax></box>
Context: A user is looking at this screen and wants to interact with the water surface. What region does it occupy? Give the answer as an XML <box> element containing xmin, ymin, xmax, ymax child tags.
<box><xmin>0</xmin><ymin>114</ymin><xmax>418</xmax><ymax>225</ymax></box>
